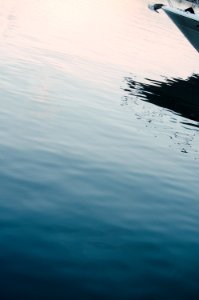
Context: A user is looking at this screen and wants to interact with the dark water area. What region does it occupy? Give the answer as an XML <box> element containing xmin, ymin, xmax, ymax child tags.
<box><xmin>125</xmin><ymin>74</ymin><xmax>199</xmax><ymax>124</ymax></box>
<box><xmin>0</xmin><ymin>0</ymin><xmax>199</xmax><ymax>299</ymax></box>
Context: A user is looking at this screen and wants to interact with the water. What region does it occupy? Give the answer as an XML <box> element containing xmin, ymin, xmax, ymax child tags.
<box><xmin>0</xmin><ymin>0</ymin><xmax>199</xmax><ymax>299</ymax></box>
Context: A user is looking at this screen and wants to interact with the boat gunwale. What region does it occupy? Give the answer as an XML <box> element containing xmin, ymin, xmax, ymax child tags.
<box><xmin>163</xmin><ymin>6</ymin><xmax>199</xmax><ymax>22</ymax></box>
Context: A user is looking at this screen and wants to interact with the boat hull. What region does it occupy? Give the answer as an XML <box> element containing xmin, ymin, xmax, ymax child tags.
<box><xmin>163</xmin><ymin>6</ymin><xmax>199</xmax><ymax>52</ymax></box>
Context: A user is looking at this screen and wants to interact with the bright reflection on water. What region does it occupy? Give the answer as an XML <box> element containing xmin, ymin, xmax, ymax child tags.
<box><xmin>0</xmin><ymin>0</ymin><xmax>199</xmax><ymax>299</ymax></box>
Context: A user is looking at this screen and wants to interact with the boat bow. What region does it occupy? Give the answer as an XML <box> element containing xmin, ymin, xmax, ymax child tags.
<box><xmin>149</xmin><ymin>3</ymin><xmax>199</xmax><ymax>52</ymax></box>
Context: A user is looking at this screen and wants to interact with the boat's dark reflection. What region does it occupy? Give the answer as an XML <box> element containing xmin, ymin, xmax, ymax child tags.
<box><xmin>125</xmin><ymin>74</ymin><xmax>199</xmax><ymax>126</ymax></box>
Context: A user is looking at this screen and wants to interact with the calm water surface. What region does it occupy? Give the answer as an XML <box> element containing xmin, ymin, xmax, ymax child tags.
<box><xmin>0</xmin><ymin>0</ymin><xmax>199</xmax><ymax>299</ymax></box>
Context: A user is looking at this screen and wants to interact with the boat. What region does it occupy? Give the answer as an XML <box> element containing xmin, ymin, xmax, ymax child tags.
<box><xmin>149</xmin><ymin>1</ymin><xmax>199</xmax><ymax>52</ymax></box>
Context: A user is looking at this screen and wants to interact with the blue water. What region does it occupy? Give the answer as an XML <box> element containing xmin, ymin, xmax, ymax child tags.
<box><xmin>0</xmin><ymin>0</ymin><xmax>199</xmax><ymax>299</ymax></box>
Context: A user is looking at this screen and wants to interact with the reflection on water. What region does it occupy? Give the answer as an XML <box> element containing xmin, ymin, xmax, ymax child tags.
<box><xmin>125</xmin><ymin>74</ymin><xmax>199</xmax><ymax>123</ymax></box>
<box><xmin>123</xmin><ymin>74</ymin><xmax>199</xmax><ymax>156</ymax></box>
